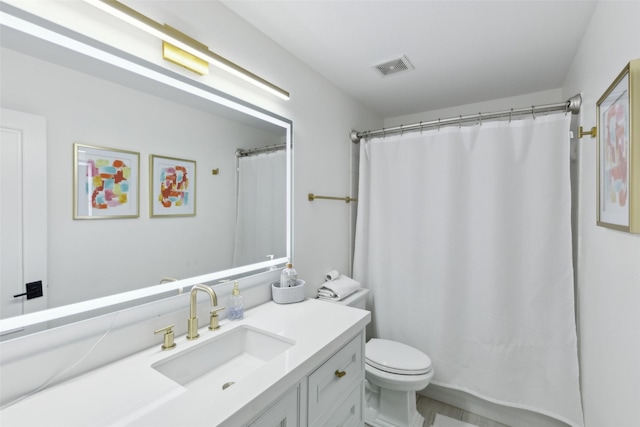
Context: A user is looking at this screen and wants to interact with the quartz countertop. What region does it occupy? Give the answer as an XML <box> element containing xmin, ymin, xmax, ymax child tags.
<box><xmin>0</xmin><ymin>298</ymin><xmax>370</xmax><ymax>427</ymax></box>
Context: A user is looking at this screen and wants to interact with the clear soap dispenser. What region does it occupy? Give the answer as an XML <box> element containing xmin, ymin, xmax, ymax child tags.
<box><xmin>228</xmin><ymin>281</ymin><xmax>244</xmax><ymax>320</ymax></box>
<box><xmin>280</xmin><ymin>263</ymin><xmax>297</xmax><ymax>288</ymax></box>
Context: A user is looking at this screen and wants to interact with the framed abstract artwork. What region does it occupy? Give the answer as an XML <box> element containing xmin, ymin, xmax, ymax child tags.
<box><xmin>150</xmin><ymin>155</ymin><xmax>196</xmax><ymax>217</ymax></box>
<box><xmin>596</xmin><ymin>59</ymin><xmax>639</xmax><ymax>233</ymax></box>
<box><xmin>73</xmin><ymin>143</ymin><xmax>140</xmax><ymax>219</ymax></box>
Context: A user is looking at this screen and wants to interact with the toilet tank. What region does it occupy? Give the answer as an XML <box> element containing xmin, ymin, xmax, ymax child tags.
<box><xmin>319</xmin><ymin>288</ymin><xmax>369</xmax><ymax>310</ymax></box>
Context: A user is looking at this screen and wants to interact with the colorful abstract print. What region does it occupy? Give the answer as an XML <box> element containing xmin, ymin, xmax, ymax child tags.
<box><xmin>603</xmin><ymin>95</ymin><xmax>629</xmax><ymax>208</ymax></box>
<box><xmin>159</xmin><ymin>165</ymin><xmax>190</xmax><ymax>208</ymax></box>
<box><xmin>86</xmin><ymin>158</ymin><xmax>130</xmax><ymax>209</ymax></box>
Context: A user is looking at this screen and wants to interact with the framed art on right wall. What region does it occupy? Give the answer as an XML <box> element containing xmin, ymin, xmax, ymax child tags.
<box><xmin>596</xmin><ymin>59</ymin><xmax>639</xmax><ymax>233</ymax></box>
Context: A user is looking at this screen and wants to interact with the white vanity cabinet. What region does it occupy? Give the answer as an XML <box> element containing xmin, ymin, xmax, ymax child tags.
<box><xmin>247</xmin><ymin>331</ymin><xmax>365</xmax><ymax>427</ymax></box>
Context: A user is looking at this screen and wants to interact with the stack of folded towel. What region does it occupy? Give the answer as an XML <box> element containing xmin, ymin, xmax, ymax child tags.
<box><xmin>317</xmin><ymin>270</ymin><xmax>361</xmax><ymax>301</ymax></box>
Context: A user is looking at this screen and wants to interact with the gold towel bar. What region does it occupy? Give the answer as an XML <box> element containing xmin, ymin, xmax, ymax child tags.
<box><xmin>308</xmin><ymin>193</ymin><xmax>357</xmax><ymax>203</ymax></box>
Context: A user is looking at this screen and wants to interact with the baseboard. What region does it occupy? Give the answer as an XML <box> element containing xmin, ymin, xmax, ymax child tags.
<box><xmin>419</xmin><ymin>384</ymin><xmax>570</xmax><ymax>427</ymax></box>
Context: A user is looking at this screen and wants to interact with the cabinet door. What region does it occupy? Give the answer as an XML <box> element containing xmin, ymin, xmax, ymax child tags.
<box><xmin>316</xmin><ymin>381</ymin><xmax>363</xmax><ymax>427</ymax></box>
<box><xmin>249</xmin><ymin>385</ymin><xmax>299</xmax><ymax>427</ymax></box>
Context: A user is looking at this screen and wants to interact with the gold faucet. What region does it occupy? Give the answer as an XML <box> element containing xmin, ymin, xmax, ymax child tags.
<box><xmin>187</xmin><ymin>284</ymin><xmax>224</xmax><ymax>340</ymax></box>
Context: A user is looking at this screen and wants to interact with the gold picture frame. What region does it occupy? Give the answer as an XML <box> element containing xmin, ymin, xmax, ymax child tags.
<box><xmin>149</xmin><ymin>155</ymin><xmax>196</xmax><ymax>217</ymax></box>
<box><xmin>596</xmin><ymin>59</ymin><xmax>640</xmax><ymax>233</ymax></box>
<box><xmin>73</xmin><ymin>143</ymin><xmax>140</xmax><ymax>219</ymax></box>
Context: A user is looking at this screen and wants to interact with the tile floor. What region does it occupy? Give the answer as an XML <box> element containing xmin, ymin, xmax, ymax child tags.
<box><xmin>416</xmin><ymin>395</ymin><xmax>511</xmax><ymax>427</ymax></box>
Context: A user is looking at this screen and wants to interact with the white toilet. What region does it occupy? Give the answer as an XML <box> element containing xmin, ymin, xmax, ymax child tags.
<box><xmin>320</xmin><ymin>288</ymin><xmax>434</xmax><ymax>427</ymax></box>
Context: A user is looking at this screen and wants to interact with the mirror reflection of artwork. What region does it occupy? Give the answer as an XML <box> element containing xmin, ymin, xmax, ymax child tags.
<box><xmin>160</xmin><ymin>165</ymin><xmax>189</xmax><ymax>207</ymax></box>
<box><xmin>74</xmin><ymin>144</ymin><xmax>140</xmax><ymax>219</ymax></box>
<box><xmin>88</xmin><ymin>158</ymin><xmax>130</xmax><ymax>208</ymax></box>
<box><xmin>150</xmin><ymin>155</ymin><xmax>196</xmax><ymax>217</ymax></box>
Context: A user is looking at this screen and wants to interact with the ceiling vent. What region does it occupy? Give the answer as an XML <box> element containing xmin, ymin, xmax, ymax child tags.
<box><xmin>373</xmin><ymin>55</ymin><xmax>414</xmax><ymax>77</ymax></box>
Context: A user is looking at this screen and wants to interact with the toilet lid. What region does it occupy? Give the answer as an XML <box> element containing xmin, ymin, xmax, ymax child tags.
<box><xmin>366</xmin><ymin>338</ymin><xmax>432</xmax><ymax>375</ymax></box>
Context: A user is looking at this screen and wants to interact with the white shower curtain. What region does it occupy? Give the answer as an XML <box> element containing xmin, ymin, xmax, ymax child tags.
<box><xmin>353</xmin><ymin>114</ymin><xmax>584</xmax><ymax>427</ymax></box>
<box><xmin>233</xmin><ymin>150</ymin><xmax>286</xmax><ymax>267</ymax></box>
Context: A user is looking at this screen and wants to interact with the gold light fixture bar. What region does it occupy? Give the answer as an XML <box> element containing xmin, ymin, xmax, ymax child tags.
<box><xmin>84</xmin><ymin>0</ymin><xmax>290</xmax><ymax>100</ymax></box>
<box><xmin>162</xmin><ymin>24</ymin><xmax>208</xmax><ymax>76</ymax></box>
<box><xmin>163</xmin><ymin>41</ymin><xmax>209</xmax><ymax>76</ymax></box>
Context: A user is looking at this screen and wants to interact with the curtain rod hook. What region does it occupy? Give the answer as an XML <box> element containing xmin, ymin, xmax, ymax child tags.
<box><xmin>531</xmin><ymin>106</ymin><xmax>536</xmax><ymax>120</ymax></box>
<box><xmin>400</xmin><ymin>124</ymin><xmax>404</xmax><ymax>136</ymax></box>
<box><xmin>478</xmin><ymin>112</ymin><xmax>482</xmax><ymax>126</ymax></box>
<box><xmin>437</xmin><ymin>119</ymin><xmax>440</xmax><ymax>132</ymax></box>
<box><xmin>459</xmin><ymin>115</ymin><xmax>462</xmax><ymax>128</ymax></box>
<box><xmin>420</xmin><ymin>121</ymin><xmax>423</xmax><ymax>134</ymax></box>
<box><xmin>509</xmin><ymin>108</ymin><xmax>513</xmax><ymax>123</ymax></box>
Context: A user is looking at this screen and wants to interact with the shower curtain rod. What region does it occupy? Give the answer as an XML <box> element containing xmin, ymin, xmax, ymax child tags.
<box><xmin>350</xmin><ymin>94</ymin><xmax>582</xmax><ymax>143</ymax></box>
<box><xmin>236</xmin><ymin>143</ymin><xmax>286</xmax><ymax>157</ymax></box>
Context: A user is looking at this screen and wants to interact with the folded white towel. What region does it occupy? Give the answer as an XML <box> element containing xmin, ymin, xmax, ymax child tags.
<box><xmin>317</xmin><ymin>275</ymin><xmax>361</xmax><ymax>301</ymax></box>
<box><xmin>317</xmin><ymin>290</ymin><xmax>337</xmax><ymax>299</ymax></box>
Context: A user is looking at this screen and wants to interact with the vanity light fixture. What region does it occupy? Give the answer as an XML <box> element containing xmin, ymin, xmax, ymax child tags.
<box><xmin>162</xmin><ymin>26</ymin><xmax>209</xmax><ymax>76</ymax></box>
<box><xmin>84</xmin><ymin>0</ymin><xmax>290</xmax><ymax>100</ymax></box>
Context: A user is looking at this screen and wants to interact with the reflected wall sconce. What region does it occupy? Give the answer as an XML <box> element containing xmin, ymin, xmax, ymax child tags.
<box><xmin>84</xmin><ymin>0</ymin><xmax>290</xmax><ymax>100</ymax></box>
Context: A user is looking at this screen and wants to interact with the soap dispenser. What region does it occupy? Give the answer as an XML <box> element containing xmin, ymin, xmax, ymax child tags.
<box><xmin>228</xmin><ymin>281</ymin><xmax>244</xmax><ymax>320</ymax></box>
<box><xmin>280</xmin><ymin>263</ymin><xmax>297</xmax><ymax>288</ymax></box>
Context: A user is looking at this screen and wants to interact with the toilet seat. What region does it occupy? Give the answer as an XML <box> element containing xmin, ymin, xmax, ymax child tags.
<box><xmin>366</xmin><ymin>338</ymin><xmax>432</xmax><ymax>375</ymax></box>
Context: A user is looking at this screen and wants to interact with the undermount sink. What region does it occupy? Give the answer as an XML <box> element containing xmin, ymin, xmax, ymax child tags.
<box><xmin>152</xmin><ymin>325</ymin><xmax>295</xmax><ymax>394</ymax></box>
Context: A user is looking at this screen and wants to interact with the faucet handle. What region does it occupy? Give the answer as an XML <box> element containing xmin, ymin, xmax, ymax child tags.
<box><xmin>154</xmin><ymin>324</ymin><xmax>177</xmax><ymax>351</ymax></box>
<box><xmin>209</xmin><ymin>306</ymin><xmax>225</xmax><ymax>330</ymax></box>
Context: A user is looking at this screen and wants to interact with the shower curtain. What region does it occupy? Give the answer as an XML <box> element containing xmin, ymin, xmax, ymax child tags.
<box><xmin>353</xmin><ymin>114</ymin><xmax>584</xmax><ymax>427</ymax></box>
<box><xmin>232</xmin><ymin>150</ymin><xmax>286</xmax><ymax>267</ymax></box>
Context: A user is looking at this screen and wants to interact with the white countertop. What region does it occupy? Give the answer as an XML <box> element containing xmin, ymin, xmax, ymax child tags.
<box><xmin>0</xmin><ymin>298</ymin><xmax>370</xmax><ymax>427</ymax></box>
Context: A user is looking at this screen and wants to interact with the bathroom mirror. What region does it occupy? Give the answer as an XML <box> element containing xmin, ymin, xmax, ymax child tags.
<box><xmin>0</xmin><ymin>3</ymin><xmax>292</xmax><ymax>339</ymax></box>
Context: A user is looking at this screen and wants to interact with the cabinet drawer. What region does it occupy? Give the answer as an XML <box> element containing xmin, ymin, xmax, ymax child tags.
<box><xmin>308</xmin><ymin>333</ymin><xmax>363</xmax><ymax>425</ymax></box>
<box><xmin>315</xmin><ymin>381</ymin><xmax>363</xmax><ymax>427</ymax></box>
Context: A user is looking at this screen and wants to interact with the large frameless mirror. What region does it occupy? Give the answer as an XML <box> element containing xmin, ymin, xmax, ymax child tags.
<box><xmin>0</xmin><ymin>2</ymin><xmax>292</xmax><ymax>340</ymax></box>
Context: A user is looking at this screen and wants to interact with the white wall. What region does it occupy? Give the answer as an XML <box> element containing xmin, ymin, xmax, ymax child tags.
<box><xmin>562</xmin><ymin>2</ymin><xmax>640</xmax><ymax>427</ymax></box>
<box><xmin>383</xmin><ymin>88</ymin><xmax>566</xmax><ymax>128</ymax></box>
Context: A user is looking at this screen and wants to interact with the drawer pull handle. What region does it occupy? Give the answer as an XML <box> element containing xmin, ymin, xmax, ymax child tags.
<box><xmin>335</xmin><ymin>369</ymin><xmax>347</xmax><ymax>378</ymax></box>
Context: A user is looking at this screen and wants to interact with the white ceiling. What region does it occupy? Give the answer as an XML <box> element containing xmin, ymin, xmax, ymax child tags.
<box><xmin>220</xmin><ymin>0</ymin><xmax>598</xmax><ymax>118</ymax></box>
